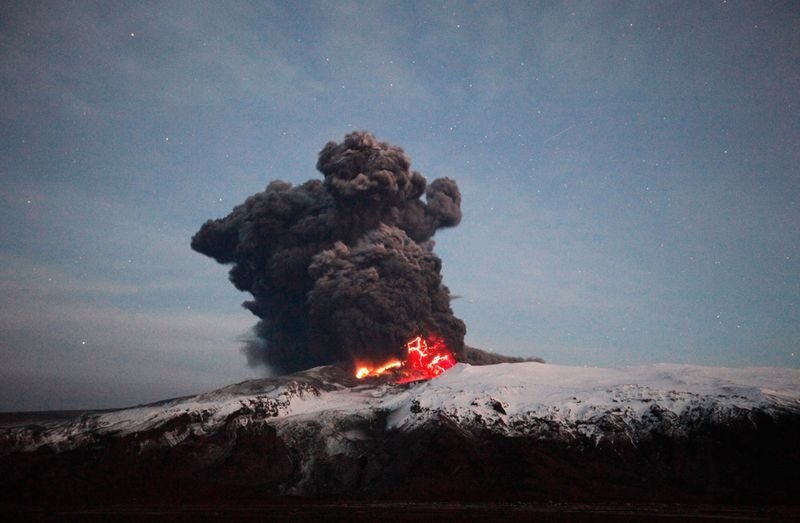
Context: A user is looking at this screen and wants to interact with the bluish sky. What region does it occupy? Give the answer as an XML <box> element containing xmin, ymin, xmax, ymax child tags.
<box><xmin>1</xmin><ymin>1</ymin><xmax>798</xmax><ymax>411</ymax></box>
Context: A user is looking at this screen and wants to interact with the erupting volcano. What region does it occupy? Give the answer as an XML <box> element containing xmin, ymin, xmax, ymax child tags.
<box><xmin>192</xmin><ymin>131</ymin><xmax>524</xmax><ymax>374</ymax></box>
<box><xmin>191</xmin><ymin>131</ymin><xmax>465</xmax><ymax>373</ymax></box>
<box><xmin>355</xmin><ymin>335</ymin><xmax>456</xmax><ymax>383</ymax></box>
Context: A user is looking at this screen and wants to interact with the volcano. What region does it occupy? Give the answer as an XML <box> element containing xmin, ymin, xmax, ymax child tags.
<box><xmin>190</xmin><ymin>131</ymin><xmax>532</xmax><ymax>374</ymax></box>
<box><xmin>354</xmin><ymin>335</ymin><xmax>456</xmax><ymax>382</ymax></box>
<box><xmin>2</xmin><ymin>362</ymin><xmax>799</xmax><ymax>517</ymax></box>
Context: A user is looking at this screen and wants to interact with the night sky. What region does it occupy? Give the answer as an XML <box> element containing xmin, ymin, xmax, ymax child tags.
<box><xmin>1</xmin><ymin>1</ymin><xmax>798</xmax><ymax>411</ymax></box>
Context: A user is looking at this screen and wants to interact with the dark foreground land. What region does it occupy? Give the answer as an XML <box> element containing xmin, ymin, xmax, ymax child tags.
<box><xmin>2</xmin><ymin>413</ymin><xmax>800</xmax><ymax>522</ymax></box>
<box><xmin>2</xmin><ymin>370</ymin><xmax>799</xmax><ymax>522</ymax></box>
<box><xmin>5</xmin><ymin>501</ymin><xmax>799</xmax><ymax>522</ymax></box>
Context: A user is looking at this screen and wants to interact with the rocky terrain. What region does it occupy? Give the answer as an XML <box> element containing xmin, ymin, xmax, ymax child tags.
<box><xmin>1</xmin><ymin>362</ymin><xmax>799</xmax><ymax>515</ymax></box>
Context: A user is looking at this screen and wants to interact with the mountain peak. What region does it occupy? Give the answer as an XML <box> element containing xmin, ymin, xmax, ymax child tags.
<box><xmin>2</xmin><ymin>363</ymin><xmax>799</xmax><ymax>507</ymax></box>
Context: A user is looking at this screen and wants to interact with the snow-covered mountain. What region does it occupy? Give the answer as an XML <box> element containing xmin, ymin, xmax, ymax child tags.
<box><xmin>2</xmin><ymin>363</ymin><xmax>799</xmax><ymax>505</ymax></box>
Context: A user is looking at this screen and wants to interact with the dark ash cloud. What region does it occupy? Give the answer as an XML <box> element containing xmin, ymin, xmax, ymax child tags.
<box><xmin>192</xmin><ymin>131</ymin><xmax>479</xmax><ymax>372</ymax></box>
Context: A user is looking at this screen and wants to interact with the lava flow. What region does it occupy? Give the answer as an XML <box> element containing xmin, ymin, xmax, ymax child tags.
<box><xmin>355</xmin><ymin>335</ymin><xmax>456</xmax><ymax>383</ymax></box>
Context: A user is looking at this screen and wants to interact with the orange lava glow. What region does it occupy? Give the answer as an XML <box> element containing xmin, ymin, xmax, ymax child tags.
<box><xmin>355</xmin><ymin>335</ymin><xmax>456</xmax><ymax>383</ymax></box>
<box><xmin>355</xmin><ymin>359</ymin><xmax>402</xmax><ymax>379</ymax></box>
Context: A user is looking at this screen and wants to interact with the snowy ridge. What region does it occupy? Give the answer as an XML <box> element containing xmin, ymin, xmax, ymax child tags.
<box><xmin>384</xmin><ymin>363</ymin><xmax>800</xmax><ymax>442</ymax></box>
<box><xmin>2</xmin><ymin>363</ymin><xmax>799</xmax><ymax>455</ymax></box>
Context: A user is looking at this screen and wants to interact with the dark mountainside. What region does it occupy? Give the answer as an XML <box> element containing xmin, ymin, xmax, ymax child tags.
<box><xmin>1</xmin><ymin>364</ymin><xmax>799</xmax><ymax>520</ymax></box>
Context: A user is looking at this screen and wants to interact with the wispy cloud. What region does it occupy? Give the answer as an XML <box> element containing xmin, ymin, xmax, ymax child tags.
<box><xmin>0</xmin><ymin>2</ymin><xmax>326</xmax><ymax>120</ymax></box>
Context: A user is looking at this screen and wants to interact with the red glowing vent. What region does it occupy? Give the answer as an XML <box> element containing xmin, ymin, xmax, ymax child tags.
<box><xmin>355</xmin><ymin>335</ymin><xmax>456</xmax><ymax>383</ymax></box>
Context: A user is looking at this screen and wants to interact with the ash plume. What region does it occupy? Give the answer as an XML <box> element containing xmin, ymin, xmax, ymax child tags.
<box><xmin>192</xmin><ymin>131</ymin><xmax>519</xmax><ymax>373</ymax></box>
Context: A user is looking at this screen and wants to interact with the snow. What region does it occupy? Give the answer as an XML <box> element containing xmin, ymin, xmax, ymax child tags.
<box><xmin>383</xmin><ymin>363</ymin><xmax>800</xmax><ymax>435</ymax></box>
<box><xmin>4</xmin><ymin>362</ymin><xmax>799</xmax><ymax>453</ymax></box>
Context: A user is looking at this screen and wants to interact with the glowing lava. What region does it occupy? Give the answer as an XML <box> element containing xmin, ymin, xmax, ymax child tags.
<box><xmin>355</xmin><ymin>359</ymin><xmax>402</xmax><ymax>379</ymax></box>
<box><xmin>355</xmin><ymin>335</ymin><xmax>456</xmax><ymax>383</ymax></box>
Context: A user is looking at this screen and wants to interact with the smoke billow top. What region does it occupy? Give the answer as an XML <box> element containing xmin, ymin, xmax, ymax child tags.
<box><xmin>193</xmin><ymin>131</ymin><xmax>520</xmax><ymax>373</ymax></box>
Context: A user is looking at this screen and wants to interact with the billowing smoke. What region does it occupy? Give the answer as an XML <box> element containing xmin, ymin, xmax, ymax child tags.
<box><xmin>193</xmin><ymin>131</ymin><xmax>522</xmax><ymax>373</ymax></box>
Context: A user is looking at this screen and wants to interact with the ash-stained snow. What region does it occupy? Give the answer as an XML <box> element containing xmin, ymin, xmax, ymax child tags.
<box><xmin>2</xmin><ymin>363</ymin><xmax>799</xmax><ymax>455</ymax></box>
<box><xmin>384</xmin><ymin>363</ymin><xmax>800</xmax><ymax>441</ymax></box>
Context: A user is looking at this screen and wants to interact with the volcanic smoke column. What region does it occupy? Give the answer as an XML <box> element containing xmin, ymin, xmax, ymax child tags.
<box><xmin>191</xmin><ymin>131</ymin><xmax>466</xmax><ymax>373</ymax></box>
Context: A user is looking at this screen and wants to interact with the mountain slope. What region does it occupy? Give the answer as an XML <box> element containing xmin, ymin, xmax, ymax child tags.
<box><xmin>2</xmin><ymin>363</ymin><xmax>799</xmax><ymax>505</ymax></box>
